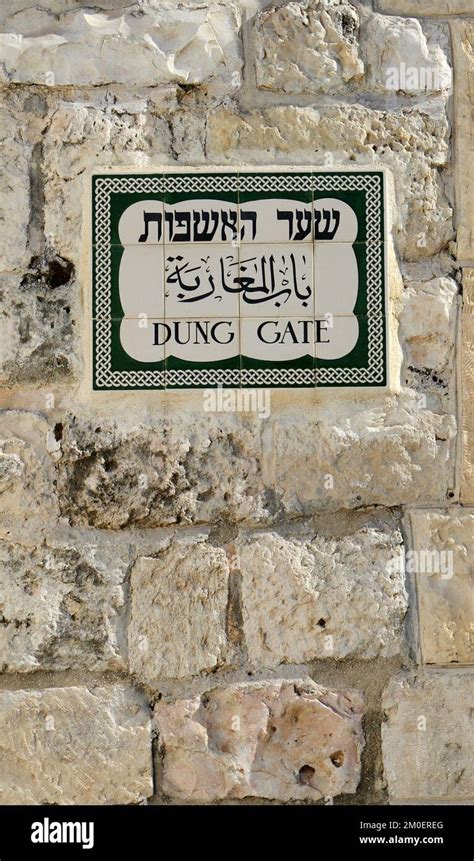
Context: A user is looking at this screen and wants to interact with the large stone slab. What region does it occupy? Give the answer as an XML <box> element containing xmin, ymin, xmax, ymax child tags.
<box><xmin>129</xmin><ymin>537</ymin><xmax>230</xmax><ymax>682</ymax></box>
<box><xmin>238</xmin><ymin>520</ymin><xmax>407</xmax><ymax>666</ymax></box>
<box><xmin>0</xmin><ymin>262</ymin><xmax>77</xmax><ymax>387</ymax></box>
<box><xmin>376</xmin><ymin>0</ymin><xmax>473</xmax><ymax>15</ymax></box>
<box><xmin>0</xmin><ymin>2</ymin><xmax>242</xmax><ymax>90</ymax></box>
<box><xmin>270</xmin><ymin>396</ymin><xmax>456</xmax><ymax>515</ymax></box>
<box><xmin>255</xmin><ymin>0</ymin><xmax>364</xmax><ymax>95</ymax></box>
<box><xmin>207</xmin><ymin>103</ymin><xmax>453</xmax><ymax>261</ymax></box>
<box><xmin>451</xmin><ymin>21</ymin><xmax>474</xmax><ymax>262</ymax></box>
<box><xmin>409</xmin><ymin>509</ymin><xmax>474</xmax><ymax>665</ymax></box>
<box><xmin>0</xmin><ymin>411</ymin><xmax>59</xmax><ymax>530</ymax></box>
<box><xmin>55</xmin><ymin>413</ymin><xmax>265</xmax><ymax>529</ymax></box>
<box><xmin>0</xmin><ymin>103</ymin><xmax>31</xmax><ymax>273</ymax></box>
<box><xmin>0</xmin><ymin>538</ymin><xmax>128</xmax><ymax>672</ymax></box>
<box><xmin>155</xmin><ymin>679</ymin><xmax>365</xmax><ymax>801</ymax></box>
<box><xmin>461</xmin><ymin>269</ymin><xmax>474</xmax><ymax>503</ymax></box>
<box><xmin>0</xmin><ymin>685</ymin><xmax>153</xmax><ymax>804</ymax></box>
<box><xmin>382</xmin><ymin>671</ymin><xmax>474</xmax><ymax>802</ymax></box>
<box><xmin>43</xmin><ymin>101</ymin><xmax>172</xmax><ymax>264</ymax></box>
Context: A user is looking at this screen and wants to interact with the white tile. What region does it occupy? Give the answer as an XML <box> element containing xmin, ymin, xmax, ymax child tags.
<box><xmin>241</xmin><ymin>318</ymin><xmax>316</xmax><ymax>363</ymax></box>
<box><xmin>164</xmin><ymin>318</ymin><xmax>240</xmax><ymax>364</ymax></box>
<box><xmin>239</xmin><ymin>245</ymin><xmax>314</xmax><ymax>317</ymax></box>
<box><xmin>314</xmin><ymin>198</ymin><xmax>358</xmax><ymax>242</ymax></box>
<box><xmin>164</xmin><ymin>245</ymin><xmax>239</xmax><ymax>318</ymax></box>
<box><xmin>118</xmin><ymin>199</ymin><xmax>164</xmax><ymax>245</ymax></box>
<box><xmin>164</xmin><ymin>199</ymin><xmax>239</xmax><ymax>244</ymax></box>
<box><xmin>118</xmin><ymin>246</ymin><xmax>164</xmax><ymax>318</ymax></box>
<box><xmin>314</xmin><ymin>242</ymin><xmax>359</xmax><ymax>316</ymax></box>
<box><xmin>315</xmin><ymin>315</ymin><xmax>360</xmax><ymax>360</ymax></box>
<box><xmin>119</xmin><ymin>318</ymin><xmax>166</xmax><ymax>363</ymax></box>
<box><xmin>240</xmin><ymin>198</ymin><xmax>313</xmax><ymax>243</ymax></box>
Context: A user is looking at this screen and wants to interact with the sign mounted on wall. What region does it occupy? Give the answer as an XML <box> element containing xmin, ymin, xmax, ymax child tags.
<box><xmin>92</xmin><ymin>168</ymin><xmax>388</xmax><ymax>389</ymax></box>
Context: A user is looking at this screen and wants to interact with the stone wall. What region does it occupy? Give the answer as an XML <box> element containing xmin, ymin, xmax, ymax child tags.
<box><xmin>0</xmin><ymin>0</ymin><xmax>472</xmax><ymax>806</ymax></box>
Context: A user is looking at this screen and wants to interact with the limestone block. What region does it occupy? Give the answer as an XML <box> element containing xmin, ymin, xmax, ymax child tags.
<box><xmin>363</xmin><ymin>14</ymin><xmax>451</xmax><ymax>94</ymax></box>
<box><xmin>376</xmin><ymin>0</ymin><xmax>473</xmax><ymax>15</ymax></box>
<box><xmin>461</xmin><ymin>269</ymin><xmax>474</xmax><ymax>503</ymax></box>
<box><xmin>451</xmin><ymin>21</ymin><xmax>474</xmax><ymax>262</ymax></box>
<box><xmin>270</xmin><ymin>396</ymin><xmax>456</xmax><ymax>516</ymax></box>
<box><xmin>0</xmin><ymin>104</ymin><xmax>30</xmax><ymax>272</ymax></box>
<box><xmin>155</xmin><ymin>679</ymin><xmax>365</xmax><ymax>801</ymax></box>
<box><xmin>382</xmin><ymin>671</ymin><xmax>474</xmax><ymax>802</ymax></box>
<box><xmin>55</xmin><ymin>413</ymin><xmax>265</xmax><ymax>529</ymax></box>
<box><xmin>399</xmin><ymin>277</ymin><xmax>458</xmax><ymax>408</ymax></box>
<box><xmin>0</xmin><ymin>538</ymin><xmax>128</xmax><ymax>672</ymax></box>
<box><xmin>238</xmin><ymin>522</ymin><xmax>407</xmax><ymax>666</ymax></box>
<box><xmin>0</xmin><ymin>685</ymin><xmax>153</xmax><ymax>804</ymax></box>
<box><xmin>0</xmin><ymin>3</ymin><xmax>242</xmax><ymax>90</ymax></box>
<box><xmin>0</xmin><ymin>411</ymin><xmax>59</xmax><ymax>530</ymax></box>
<box><xmin>129</xmin><ymin>537</ymin><xmax>230</xmax><ymax>682</ymax></box>
<box><xmin>207</xmin><ymin>103</ymin><xmax>453</xmax><ymax>261</ymax></box>
<box><xmin>0</xmin><ymin>261</ymin><xmax>77</xmax><ymax>387</ymax></box>
<box><xmin>255</xmin><ymin>0</ymin><xmax>364</xmax><ymax>95</ymax></box>
<box><xmin>399</xmin><ymin>278</ymin><xmax>457</xmax><ymax>372</ymax></box>
<box><xmin>42</xmin><ymin>102</ymin><xmax>172</xmax><ymax>264</ymax></box>
<box><xmin>409</xmin><ymin>509</ymin><xmax>474</xmax><ymax>665</ymax></box>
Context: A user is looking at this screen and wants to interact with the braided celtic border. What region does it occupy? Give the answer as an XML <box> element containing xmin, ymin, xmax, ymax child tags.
<box><xmin>93</xmin><ymin>172</ymin><xmax>386</xmax><ymax>389</ymax></box>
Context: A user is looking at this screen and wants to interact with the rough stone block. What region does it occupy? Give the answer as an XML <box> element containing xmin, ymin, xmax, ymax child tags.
<box><xmin>255</xmin><ymin>0</ymin><xmax>364</xmax><ymax>95</ymax></box>
<box><xmin>0</xmin><ymin>2</ymin><xmax>242</xmax><ymax>90</ymax></box>
<box><xmin>461</xmin><ymin>269</ymin><xmax>474</xmax><ymax>504</ymax></box>
<box><xmin>155</xmin><ymin>679</ymin><xmax>365</xmax><ymax>801</ymax></box>
<box><xmin>0</xmin><ymin>538</ymin><xmax>128</xmax><ymax>672</ymax></box>
<box><xmin>270</xmin><ymin>396</ymin><xmax>456</xmax><ymax>516</ymax></box>
<box><xmin>238</xmin><ymin>520</ymin><xmax>407</xmax><ymax>666</ymax></box>
<box><xmin>129</xmin><ymin>537</ymin><xmax>230</xmax><ymax>682</ymax></box>
<box><xmin>0</xmin><ymin>411</ymin><xmax>59</xmax><ymax>530</ymax></box>
<box><xmin>382</xmin><ymin>671</ymin><xmax>474</xmax><ymax>802</ymax></box>
<box><xmin>207</xmin><ymin>103</ymin><xmax>453</xmax><ymax>261</ymax></box>
<box><xmin>0</xmin><ymin>104</ymin><xmax>31</xmax><ymax>272</ymax></box>
<box><xmin>399</xmin><ymin>277</ymin><xmax>458</xmax><ymax>409</ymax></box>
<box><xmin>409</xmin><ymin>509</ymin><xmax>474</xmax><ymax>665</ymax></box>
<box><xmin>451</xmin><ymin>21</ymin><xmax>474</xmax><ymax>262</ymax></box>
<box><xmin>0</xmin><ymin>261</ymin><xmax>77</xmax><ymax>387</ymax></box>
<box><xmin>55</xmin><ymin>413</ymin><xmax>265</xmax><ymax>529</ymax></box>
<box><xmin>376</xmin><ymin>0</ymin><xmax>472</xmax><ymax>15</ymax></box>
<box><xmin>0</xmin><ymin>685</ymin><xmax>153</xmax><ymax>804</ymax></box>
<box><xmin>362</xmin><ymin>14</ymin><xmax>451</xmax><ymax>94</ymax></box>
<box><xmin>43</xmin><ymin>102</ymin><xmax>172</xmax><ymax>264</ymax></box>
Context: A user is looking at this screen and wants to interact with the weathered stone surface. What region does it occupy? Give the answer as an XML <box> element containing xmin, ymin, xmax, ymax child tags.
<box><xmin>0</xmin><ymin>104</ymin><xmax>30</xmax><ymax>272</ymax></box>
<box><xmin>0</xmin><ymin>685</ymin><xmax>153</xmax><ymax>804</ymax></box>
<box><xmin>0</xmin><ymin>258</ymin><xmax>77</xmax><ymax>386</ymax></box>
<box><xmin>0</xmin><ymin>2</ymin><xmax>242</xmax><ymax>90</ymax></box>
<box><xmin>409</xmin><ymin>509</ymin><xmax>474</xmax><ymax>666</ymax></box>
<box><xmin>255</xmin><ymin>0</ymin><xmax>364</xmax><ymax>95</ymax></box>
<box><xmin>270</xmin><ymin>395</ymin><xmax>456</xmax><ymax>515</ymax></box>
<box><xmin>376</xmin><ymin>0</ymin><xmax>473</xmax><ymax>15</ymax></box>
<box><xmin>238</xmin><ymin>522</ymin><xmax>406</xmax><ymax>666</ymax></box>
<box><xmin>55</xmin><ymin>413</ymin><xmax>265</xmax><ymax>529</ymax></box>
<box><xmin>400</xmin><ymin>277</ymin><xmax>458</xmax><ymax>408</ymax></box>
<box><xmin>461</xmin><ymin>270</ymin><xmax>474</xmax><ymax>504</ymax></box>
<box><xmin>129</xmin><ymin>537</ymin><xmax>230</xmax><ymax>682</ymax></box>
<box><xmin>451</xmin><ymin>21</ymin><xmax>474</xmax><ymax>261</ymax></box>
<box><xmin>363</xmin><ymin>14</ymin><xmax>451</xmax><ymax>94</ymax></box>
<box><xmin>382</xmin><ymin>671</ymin><xmax>474</xmax><ymax>802</ymax></box>
<box><xmin>155</xmin><ymin>679</ymin><xmax>364</xmax><ymax>801</ymax></box>
<box><xmin>0</xmin><ymin>411</ymin><xmax>58</xmax><ymax>529</ymax></box>
<box><xmin>43</xmin><ymin>102</ymin><xmax>172</xmax><ymax>264</ymax></box>
<box><xmin>0</xmin><ymin>539</ymin><xmax>128</xmax><ymax>672</ymax></box>
<box><xmin>207</xmin><ymin>103</ymin><xmax>453</xmax><ymax>261</ymax></box>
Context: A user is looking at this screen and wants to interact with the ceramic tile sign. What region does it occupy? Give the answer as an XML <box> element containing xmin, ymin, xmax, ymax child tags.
<box><xmin>92</xmin><ymin>169</ymin><xmax>388</xmax><ymax>389</ymax></box>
